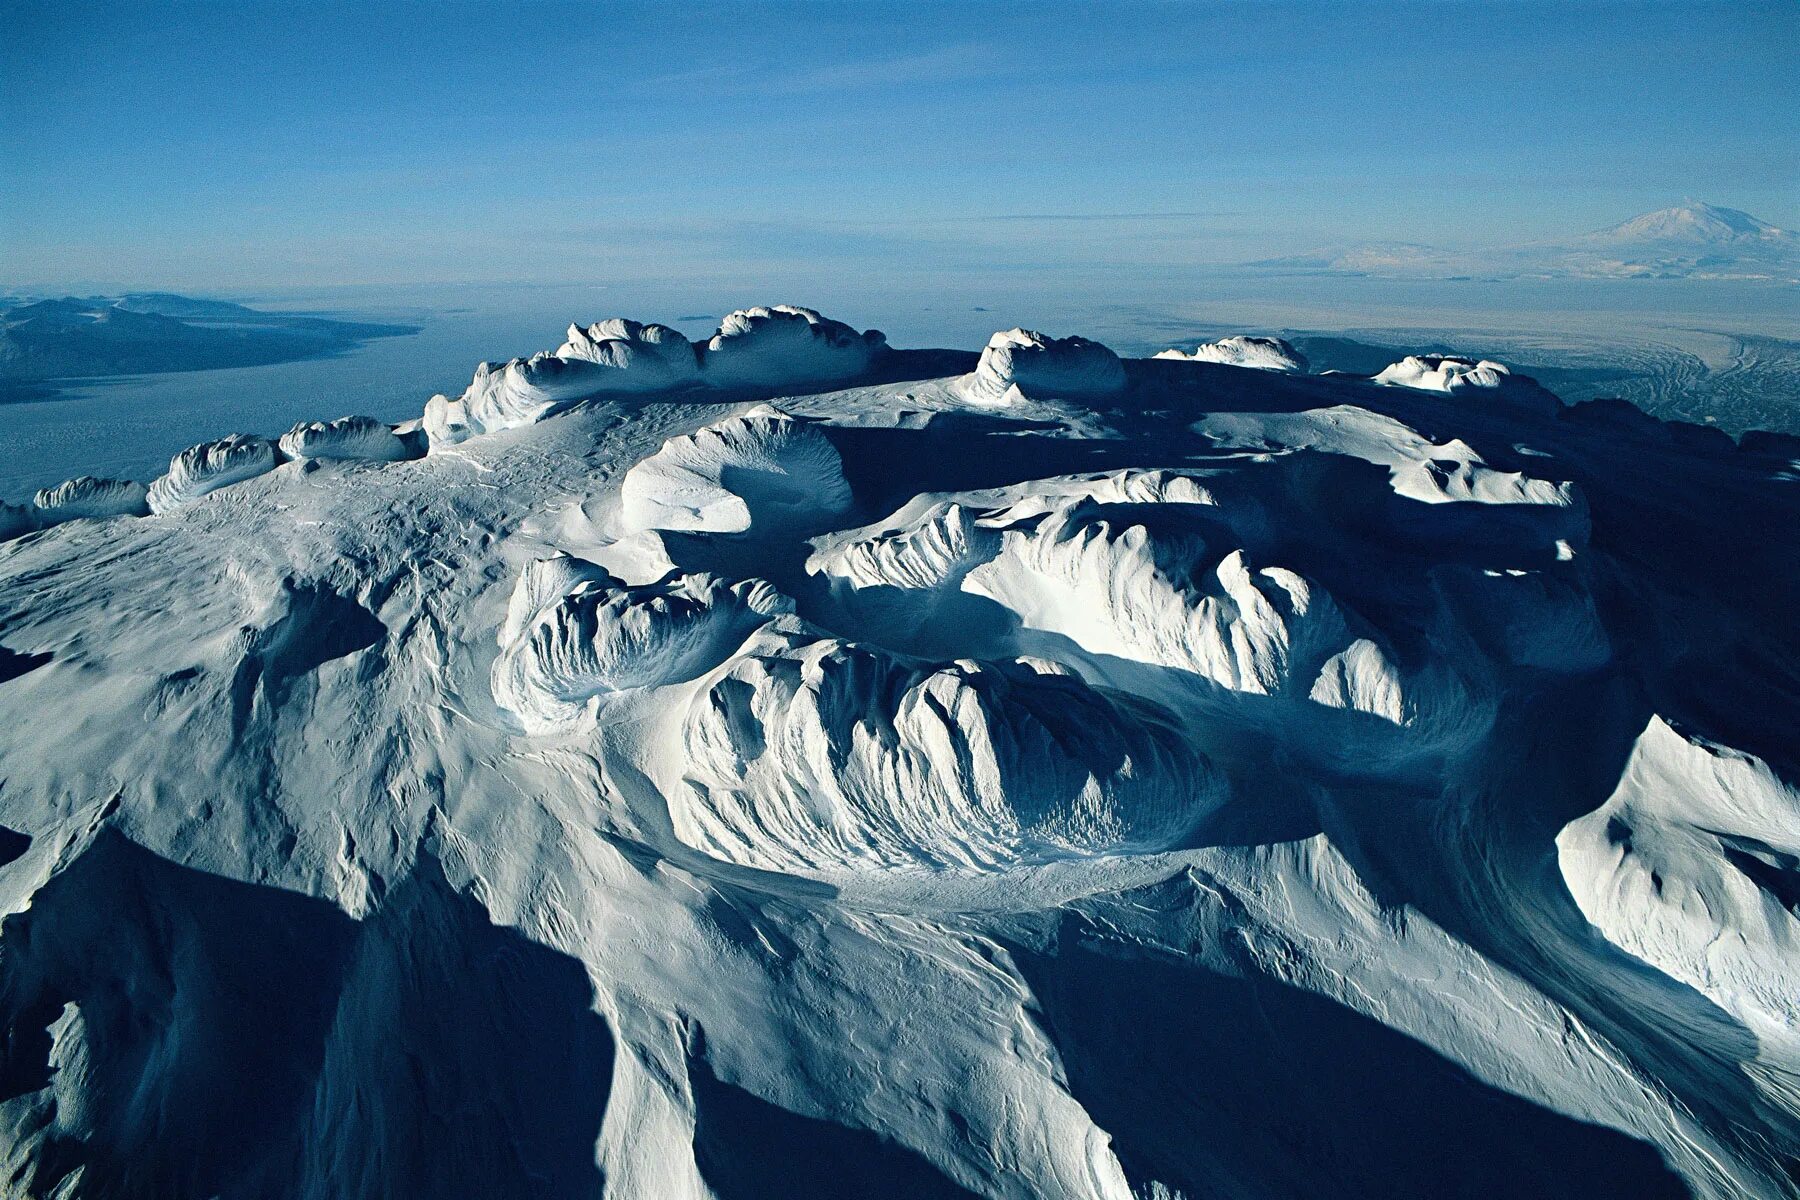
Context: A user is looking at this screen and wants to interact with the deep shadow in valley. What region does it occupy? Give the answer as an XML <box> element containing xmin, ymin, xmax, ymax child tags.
<box><xmin>0</xmin><ymin>833</ymin><xmax>613</xmax><ymax>1200</ymax></box>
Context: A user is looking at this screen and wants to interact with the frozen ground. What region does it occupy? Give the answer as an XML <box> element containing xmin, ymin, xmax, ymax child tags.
<box><xmin>0</xmin><ymin>305</ymin><xmax>1797</xmax><ymax>1199</ymax></box>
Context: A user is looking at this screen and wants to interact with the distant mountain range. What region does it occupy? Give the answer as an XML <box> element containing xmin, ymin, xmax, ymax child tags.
<box><xmin>1252</xmin><ymin>203</ymin><xmax>1799</xmax><ymax>282</ymax></box>
<box><xmin>0</xmin><ymin>293</ymin><xmax>418</xmax><ymax>384</ymax></box>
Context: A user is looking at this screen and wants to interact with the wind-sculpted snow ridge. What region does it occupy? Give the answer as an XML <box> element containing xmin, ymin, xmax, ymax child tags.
<box><xmin>145</xmin><ymin>432</ymin><xmax>280</xmax><ymax>513</ymax></box>
<box><xmin>971</xmin><ymin>503</ymin><xmax>1344</xmax><ymax>696</ymax></box>
<box><xmin>620</xmin><ymin>404</ymin><xmax>853</xmax><ymax>535</ymax></box>
<box><xmin>556</xmin><ymin>317</ymin><xmax>701</xmax><ymax>386</ymax></box>
<box><xmin>969</xmin><ymin>496</ymin><xmax>1481</xmax><ymax>754</ymax></box>
<box><xmin>955</xmin><ymin>327</ymin><xmax>1126</xmax><ymax>406</ymax></box>
<box><xmin>698</xmin><ymin>304</ymin><xmax>885</xmax><ymax>389</ymax></box>
<box><xmin>425</xmin><ymin>317</ymin><xmax>711</xmax><ymax>448</ymax></box>
<box><xmin>673</xmin><ymin>626</ymin><xmax>1219</xmax><ymax>876</ymax></box>
<box><xmin>493</xmin><ymin>560</ymin><xmax>790</xmax><ymax>733</ymax></box>
<box><xmin>425</xmin><ymin>353</ymin><xmax>625</xmax><ymax>448</ymax></box>
<box><xmin>815</xmin><ymin>500</ymin><xmax>999</xmax><ymax>593</ymax></box>
<box><xmin>32</xmin><ymin>476</ymin><xmax>150</xmax><ymax>522</ymax></box>
<box><xmin>4</xmin><ymin>305</ymin><xmax>1800</xmax><ymax>1200</ymax></box>
<box><xmin>422</xmin><ymin>306</ymin><xmax>881</xmax><ymax>448</ymax></box>
<box><xmin>815</xmin><ymin>475</ymin><xmax>1340</xmax><ymax>695</ymax></box>
<box><xmin>1558</xmin><ymin>717</ymin><xmax>1800</xmax><ymax>1047</ymax></box>
<box><xmin>1155</xmin><ymin>334</ymin><xmax>1308</xmax><ymax>372</ymax></box>
<box><xmin>278</xmin><ymin>414</ymin><xmax>410</xmax><ymax>462</ymax></box>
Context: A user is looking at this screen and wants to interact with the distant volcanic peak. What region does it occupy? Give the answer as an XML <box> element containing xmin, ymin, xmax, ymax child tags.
<box><xmin>1588</xmin><ymin>202</ymin><xmax>1791</xmax><ymax>245</ymax></box>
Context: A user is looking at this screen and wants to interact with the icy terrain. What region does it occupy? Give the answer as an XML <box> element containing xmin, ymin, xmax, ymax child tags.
<box><xmin>0</xmin><ymin>305</ymin><xmax>1797</xmax><ymax>1199</ymax></box>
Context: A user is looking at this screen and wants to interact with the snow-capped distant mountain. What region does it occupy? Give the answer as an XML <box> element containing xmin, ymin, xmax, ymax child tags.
<box><xmin>1579</xmin><ymin>202</ymin><xmax>1790</xmax><ymax>246</ymax></box>
<box><xmin>1541</xmin><ymin>203</ymin><xmax>1800</xmax><ymax>280</ymax></box>
<box><xmin>1253</xmin><ymin>203</ymin><xmax>1800</xmax><ymax>282</ymax></box>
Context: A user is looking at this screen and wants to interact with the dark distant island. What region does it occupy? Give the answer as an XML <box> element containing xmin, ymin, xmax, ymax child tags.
<box><xmin>0</xmin><ymin>293</ymin><xmax>419</xmax><ymax>396</ymax></box>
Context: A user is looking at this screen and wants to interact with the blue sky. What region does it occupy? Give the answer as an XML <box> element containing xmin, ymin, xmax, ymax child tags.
<box><xmin>3</xmin><ymin>0</ymin><xmax>1795</xmax><ymax>290</ymax></box>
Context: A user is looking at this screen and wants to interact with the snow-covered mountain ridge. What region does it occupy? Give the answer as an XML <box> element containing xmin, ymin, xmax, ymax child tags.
<box><xmin>0</xmin><ymin>306</ymin><xmax>1796</xmax><ymax>1199</ymax></box>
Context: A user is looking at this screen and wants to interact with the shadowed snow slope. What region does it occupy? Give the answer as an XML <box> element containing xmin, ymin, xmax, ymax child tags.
<box><xmin>0</xmin><ymin>307</ymin><xmax>1796</xmax><ymax>1200</ymax></box>
<box><xmin>0</xmin><ymin>503</ymin><xmax>34</xmax><ymax>540</ymax></box>
<box><xmin>698</xmin><ymin>305</ymin><xmax>885</xmax><ymax>389</ymax></box>
<box><xmin>955</xmin><ymin>328</ymin><xmax>1126</xmax><ymax>406</ymax></box>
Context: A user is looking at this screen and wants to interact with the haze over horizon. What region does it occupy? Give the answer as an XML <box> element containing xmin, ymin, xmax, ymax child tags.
<box><xmin>3</xmin><ymin>0</ymin><xmax>1796</xmax><ymax>293</ymax></box>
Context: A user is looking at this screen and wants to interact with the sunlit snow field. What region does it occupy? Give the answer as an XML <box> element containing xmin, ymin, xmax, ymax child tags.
<box><xmin>3</xmin><ymin>275</ymin><xmax>1796</xmax><ymax>503</ymax></box>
